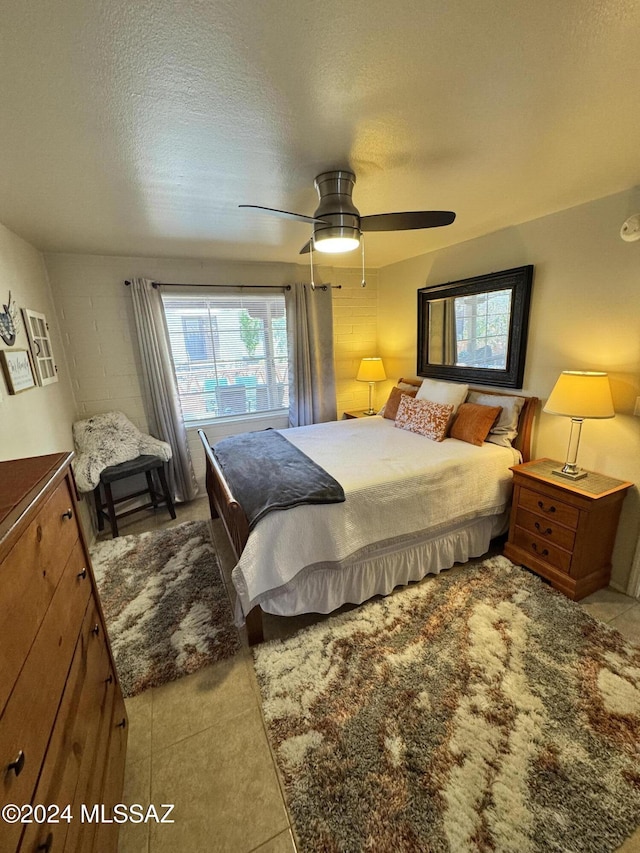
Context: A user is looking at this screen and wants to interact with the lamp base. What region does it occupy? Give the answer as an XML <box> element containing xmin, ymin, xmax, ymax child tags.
<box><xmin>362</xmin><ymin>408</ymin><xmax>376</xmax><ymax>415</ymax></box>
<box><xmin>551</xmin><ymin>466</ymin><xmax>588</xmax><ymax>480</ymax></box>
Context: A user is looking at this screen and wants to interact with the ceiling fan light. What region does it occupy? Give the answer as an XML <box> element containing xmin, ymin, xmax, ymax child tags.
<box><xmin>314</xmin><ymin>235</ymin><xmax>361</xmax><ymax>254</ymax></box>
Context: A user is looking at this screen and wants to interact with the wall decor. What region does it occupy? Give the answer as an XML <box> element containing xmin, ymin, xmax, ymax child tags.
<box><xmin>1</xmin><ymin>348</ymin><xmax>36</xmax><ymax>394</ymax></box>
<box><xmin>22</xmin><ymin>308</ymin><xmax>58</xmax><ymax>385</ymax></box>
<box><xmin>417</xmin><ymin>265</ymin><xmax>534</xmax><ymax>389</ymax></box>
<box><xmin>0</xmin><ymin>291</ymin><xmax>19</xmax><ymax>346</ymax></box>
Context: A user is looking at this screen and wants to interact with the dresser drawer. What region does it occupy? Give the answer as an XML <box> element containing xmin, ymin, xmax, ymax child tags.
<box><xmin>92</xmin><ymin>692</ymin><xmax>129</xmax><ymax>853</ymax></box>
<box><xmin>0</xmin><ymin>476</ymin><xmax>81</xmax><ymax>714</ymax></box>
<box><xmin>18</xmin><ymin>597</ymin><xmax>108</xmax><ymax>853</ymax></box>
<box><xmin>0</xmin><ymin>541</ymin><xmax>92</xmax><ymax>852</ymax></box>
<box><xmin>513</xmin><ymin>527</ymin><xmax>572</xmax><ymax>574</ymax></box>
<box><xmin>64</xmin><ymin>660</ymin><xmax>117</xmax><ymax>853</ymax></box>
<box><xmin>518</xmin><ymin>486</ymin><xmax>580</xmax><ymax>530</ymax></box>
<box><xmin>514</xmin><ymin>506</ymin><xmax>576</xmax><ymax>552</ymax></box>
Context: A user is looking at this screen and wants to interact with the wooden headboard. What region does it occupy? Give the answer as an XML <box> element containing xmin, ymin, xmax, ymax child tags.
<box><xmin>397</xmin><ymin>378</ymin><xmax>538</xmax><ymax>463</ymax></box>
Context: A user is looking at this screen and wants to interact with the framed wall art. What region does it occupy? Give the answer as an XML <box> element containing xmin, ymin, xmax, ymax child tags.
<box><xmin>0</xmin><ymin>291</ymin><xmax>18</xmax><ymax>346</ymax></box>
<box><xmin>22</xmin><ymin>308</ymin><xmax>58</xmax><ymax>385</ymax></box>
<box><xmin>1</xmin><ymin>348</ymin><xmax>36</xmax><ymax>394</ymax></box>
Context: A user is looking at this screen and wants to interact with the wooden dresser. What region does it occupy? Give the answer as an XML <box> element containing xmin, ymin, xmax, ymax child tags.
<box><xmin>504</xmin><ymin>458</ymin><xmax>632</xmax><ymax>600</ymax></box>
<box><xmin>0</xmin><ymin>453</ymin><xmax>128</xmax><ymax>853</ymax></box>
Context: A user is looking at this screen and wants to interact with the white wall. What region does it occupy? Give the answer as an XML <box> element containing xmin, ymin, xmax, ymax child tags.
<box><xmin>44</xmin><ymin>253</ymin><xmax>379</xmax><ymax>490</ymax></box>
<box><xmin>0</xmin><ymin>223</ymin><xmax>76</xmax><ymax>460</ymax></box>
<box><xmin>379</xmin><ymin>188</ymin><xmax>640</xmax><ymax>591</ymax></box>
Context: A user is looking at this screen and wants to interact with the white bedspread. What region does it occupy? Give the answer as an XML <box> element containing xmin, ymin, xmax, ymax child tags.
<box><xmin>230</xmin><ymin>416</ymin><xmax>519</xmax><ymax>616</ymax></box>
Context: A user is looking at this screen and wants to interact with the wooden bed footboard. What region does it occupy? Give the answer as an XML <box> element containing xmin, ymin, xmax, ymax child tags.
<box><xmin>198</xmin><ymin>429</ymin><xmax>264</xmax><ymax>644</ymax></box>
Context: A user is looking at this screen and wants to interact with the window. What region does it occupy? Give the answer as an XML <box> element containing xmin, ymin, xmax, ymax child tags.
<box><xmin>22</xmin><ymin>308</ymin><xmax>58</xmax><ymax>386</ymax></box>
<box><xmin>454</xmin><ymin>290</ymin><xmax>511</xmax><ymax>369</ymax></box>
<box><xmin>162</xmin><ymin>292</ymin><xmax>289</xmax><ymax>422</ymax></box>
<box><xmin>182</xmin><ymin>316</ymin><xmax>218</xmax><ymax>363</ymax></box>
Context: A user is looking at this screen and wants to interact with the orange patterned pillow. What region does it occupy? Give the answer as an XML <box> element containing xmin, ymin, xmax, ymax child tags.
<box><xmin>395</xmin><ymin>395</ymin><xmax>454</xmax><ymax>441</ymax></box>
<box><xmin>382</xmin><ymin>386</ymin><xmax>418</xmax><ymax>420</ymax></box>
<box><xmin>449</xmin><ymin>402</ymin><xmax>503</xmax><ymax>446</ymax></box>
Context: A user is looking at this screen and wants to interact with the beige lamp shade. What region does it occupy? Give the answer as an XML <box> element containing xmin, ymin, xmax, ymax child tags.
<box><xmin>543</xmin><ymin>371</ymin><xmax>615</xmax><ymax>419</ymax></box>
<box><xmin>356</xmin><ymin>358</ymin><xmax>387</xmax><ymax>383</ymax></box>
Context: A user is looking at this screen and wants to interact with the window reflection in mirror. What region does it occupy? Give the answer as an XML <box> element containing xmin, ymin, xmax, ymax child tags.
<box><xmin>428</xmin><ymin>289</ymin><xmax>512</xmax><ymax>370</ymax></box>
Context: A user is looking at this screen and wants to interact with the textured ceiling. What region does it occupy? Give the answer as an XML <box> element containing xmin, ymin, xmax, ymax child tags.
<box><xmin>1</xmin><ymin>0</ymin><xmax>639</xmax><ymax>267</ymax></box>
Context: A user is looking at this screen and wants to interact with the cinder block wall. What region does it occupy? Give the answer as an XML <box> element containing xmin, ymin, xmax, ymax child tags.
<box><xmin>332</xmin><ymin>268</ymin><xmax>381</xmax><ymax>416</ymax></box>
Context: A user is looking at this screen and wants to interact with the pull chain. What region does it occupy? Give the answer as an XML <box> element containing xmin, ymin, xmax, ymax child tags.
<box><xmin>309</xmin><ymin>236</ymin><xmax>315</xmax><ymax>290</ymax></box>
<box><xmin>361</xmin><ymin>231</ymin><xmax>366</xmax><ymax>287</ymax></box>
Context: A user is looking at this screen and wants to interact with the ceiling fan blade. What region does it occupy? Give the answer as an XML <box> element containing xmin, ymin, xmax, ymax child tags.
<box><xmin>239</xmin><ymin>204</ymin><xmax>327</xmax><ymax>225</ymax></box>
<box><xmin>360</xmin><ymin>211</ymin><xmax>456</xmax><ymax>232</ymax></box>
<box><xmin>299</xmin><ymin>240</ymin><xmax>312</xmax><ymax>254</ymax></box>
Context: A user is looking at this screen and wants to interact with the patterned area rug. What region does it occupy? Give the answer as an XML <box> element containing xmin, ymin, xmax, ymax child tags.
<box><xmin>253</xmin><ymin>556</ymin><xmax>640</xmax><ymax>853</ymax></box>
<box><xmin>91</xmin><ymin>520</ymin><xmax>240</xmax><ymax>697</ymax></box>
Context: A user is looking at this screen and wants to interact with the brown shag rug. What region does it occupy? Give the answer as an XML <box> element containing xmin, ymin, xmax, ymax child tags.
<box><xmin>253</xmin><ymin>555</ymin><xmax>640</xmax><ymax>853</ymax></box>
<box><xmin>91</xmin><ymin>520</ymin><xmax>240</xmax><ymax>697</ymax></box>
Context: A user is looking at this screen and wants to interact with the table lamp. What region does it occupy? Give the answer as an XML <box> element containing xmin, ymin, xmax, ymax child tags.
<box><xmin>543</xmin><ymin>371</ymin><xmax>615</xmax><ymax>479</ymax></box>
<box><xmin>356</xmin><ymin>358</ymin><xmax>386</xmax><ymax>415</ymax></box>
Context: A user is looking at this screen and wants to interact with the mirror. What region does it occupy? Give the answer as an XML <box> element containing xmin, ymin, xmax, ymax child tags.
<box><xmin>418</xmin><ymin>265</ymin><xmax>533</xmax><ymax>388</ymax></box>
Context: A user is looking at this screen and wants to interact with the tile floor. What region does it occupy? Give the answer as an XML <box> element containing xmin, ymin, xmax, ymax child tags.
<box><xmin>105</xmin><ymin>500</ymin><xmax>640</xmax><ymax>853</ymax></box>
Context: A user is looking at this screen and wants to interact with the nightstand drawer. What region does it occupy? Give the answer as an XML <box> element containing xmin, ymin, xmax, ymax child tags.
<box><xmin>518</xmin><ymin>487</ymin><xmax>580</xmax><ymax>530</ymax></box>
<box><xmin>513</xmin><ymin>527</ymin><xmax>572</xmax><ymax>574</ymax></box>
<box><xmin>514</xmin><ymin>507</ymin><xmax>576</xmax><ymax>551</ymax></box>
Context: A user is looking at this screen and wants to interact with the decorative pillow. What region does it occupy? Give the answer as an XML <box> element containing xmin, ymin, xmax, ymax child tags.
<box><xmin>382</xmin><ymin>386</ymin><xmax>418</xmax><ymax>420</ymax></box>
<box><xmin>449</xmin><ymin>402</ymin><xmax>503</xmax><ymax>446</ymax></box>
<box><xmin>466</xmin><ymin>391</ymin><xmax>525</xmax><ymax>447</ymax></box>
<box><xmin>395</xmin><ymin>396</ymin><xmax>454</xmax><ymax>441</ymax></box>
<box><xmin>416</xmin><ymin>378</ymin><xmax>469</xmax><ymax>414</ymax></box>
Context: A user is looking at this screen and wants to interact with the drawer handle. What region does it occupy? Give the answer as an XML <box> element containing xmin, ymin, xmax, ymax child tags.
<box><xmin>61</xmin><ymin>508</ymin><xmax>73</xmax><ymax>520</ymax></box>
<box><xmin>37</xmin><ymin>832</ymin><xmax>53</xmax><ymax>852</ymax></box>
<box><xmin>91</xmin><ymin>624</ymin><xmax>100</xmax><ymax>637</ymax></box>
<box><xmin>116</xmin><ymin>717</ymin><xmax>127</xmax><ymax>729</ymax></box>
<box><xmin>105</xmin><ymin>674</ymin><xmax>113</xmax><ymax>685</ymax></box>
<box><xmin>8</xmin><ymin>749</ymin><xmax>25</xmax><ymax>777</ymax></box>
<box><xmin>531</xmin><ymin>542</ymin><xmax>549</xmax><ymax>557</ymax></box>
<box><xmin>534</xmin><ymin>522</ymin><xmax>552</xmax><ymax>535</ymax></box>
<box><xmin>537</xmin><ymin>500</ymin><xmax>556</xmax><ymax>514</ymax></box>
<box><xmin>77</xmin><ymin>567</ymin><xmax>87</xmax><ymax>580</ymax></box>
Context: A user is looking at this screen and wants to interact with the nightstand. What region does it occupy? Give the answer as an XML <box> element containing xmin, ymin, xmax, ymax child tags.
<box><xmin>504</xmin><ymin>458</ymin><xmax>632</xmax><ymax>600</ymax></box>
<box><xmin>343</xmin><ymin>410</ymin><xmax>377</xmax><ymax>419</ymax></box>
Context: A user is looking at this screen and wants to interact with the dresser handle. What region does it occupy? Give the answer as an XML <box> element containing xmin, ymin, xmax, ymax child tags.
<box><xmin>534</xmin><ymin>522</ymin><xmax>552</xmax><ymax>535</ymax></box>
<box><xmin>116</xmin><ymin>717</ymin><xmax>127</xmax><ymax>729</ymax></box>
<box><xmin>105</xmin><ymin>674</ymin><xmax>113</xmax><ymax>685</ymax></box>
<box><xmin>61</xmin><ymin>508</ymin><xmax>73</xmax><ymax>520</ymax></box>
<box><xmin>91</xmin><ymin>624</ymin><xmax>100</xmax><ymax>636</ymax></box>
<box><xmin>37</xmin><ymin>832</ymin><xmax>53</xmax><ymax>852</ymax></box>
<box><xmin>77</xmin><ymin>567</ymin><xmax>87</xmax><ymax>580</ymax></box>
<box><xmin>537</xmin><ymin>500</ymin><xmax>556</xmax><ymax>514</ymax></box>
<box><xmin>531</xmin><ymin>542</ymin><xmax>549</xmax><ymax>557</ymax></box>
<box><xmin>8</xmin><ymin>749</ymin><xmax>25</xmax><ymax>776</ymax></box>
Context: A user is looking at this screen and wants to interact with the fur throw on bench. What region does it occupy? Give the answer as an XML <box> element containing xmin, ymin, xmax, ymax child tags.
<box><xmin>72</xmin><ymin>411</ymin><xmax>172</xmax><ymax>493</ymax></box>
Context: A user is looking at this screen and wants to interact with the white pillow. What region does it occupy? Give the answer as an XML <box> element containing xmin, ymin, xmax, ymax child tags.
<box><xmin>416</xmin><ymin>378</ymin><xmax>469</xmax><ymax>414</ymax></box>
<box><xmin>466</xmin><ymin>391</ymin><xmax>524</xmax><ymax>447</ymax></box>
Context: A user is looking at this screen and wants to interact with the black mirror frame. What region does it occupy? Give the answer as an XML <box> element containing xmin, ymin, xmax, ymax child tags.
<box><xmin>417</xmin><ymin>265</ymin><xmax>534</xmax><ymax>389</ymax></box>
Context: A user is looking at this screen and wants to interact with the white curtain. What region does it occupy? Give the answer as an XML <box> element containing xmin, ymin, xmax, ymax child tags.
<box><xmin>286</xmin><ymin>283</ymin><xmax>337</xmax><ymax>427</ymax></box>
<box><xmin>129</xmin><ymin>278</ymin><xmax>199</xmax><ymax>502</ymax></box>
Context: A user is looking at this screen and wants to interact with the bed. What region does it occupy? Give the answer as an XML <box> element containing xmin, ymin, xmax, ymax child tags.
<box><xmin>199</xmin><ymin>379</ymin><xmax>537</xmax><ymax>644</ymax></box>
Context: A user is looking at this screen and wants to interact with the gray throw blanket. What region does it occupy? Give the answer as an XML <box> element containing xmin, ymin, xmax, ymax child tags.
<box><xmin>213</xmin><ymin>429</ymin><xmax>345</xmax><ymax>531</ymax></box>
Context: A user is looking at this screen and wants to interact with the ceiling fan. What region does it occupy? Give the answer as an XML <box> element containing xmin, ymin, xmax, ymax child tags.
<box><xmin>239</xmin><ymin>169</ymin><xmax>456</xmax><ymax>255</ymax></box>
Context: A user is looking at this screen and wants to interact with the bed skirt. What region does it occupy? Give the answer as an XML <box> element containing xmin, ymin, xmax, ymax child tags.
<box><xmin>235</xmin><ymin>511</ymin><xmax>508</xmax><ymax>624</ymax></box>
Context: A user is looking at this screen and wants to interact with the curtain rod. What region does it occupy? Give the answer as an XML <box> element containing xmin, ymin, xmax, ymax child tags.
<box><xmin>124</xmin><ymin>281</ymin><xmax>341</xmax><ymax>291</ymax></box>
